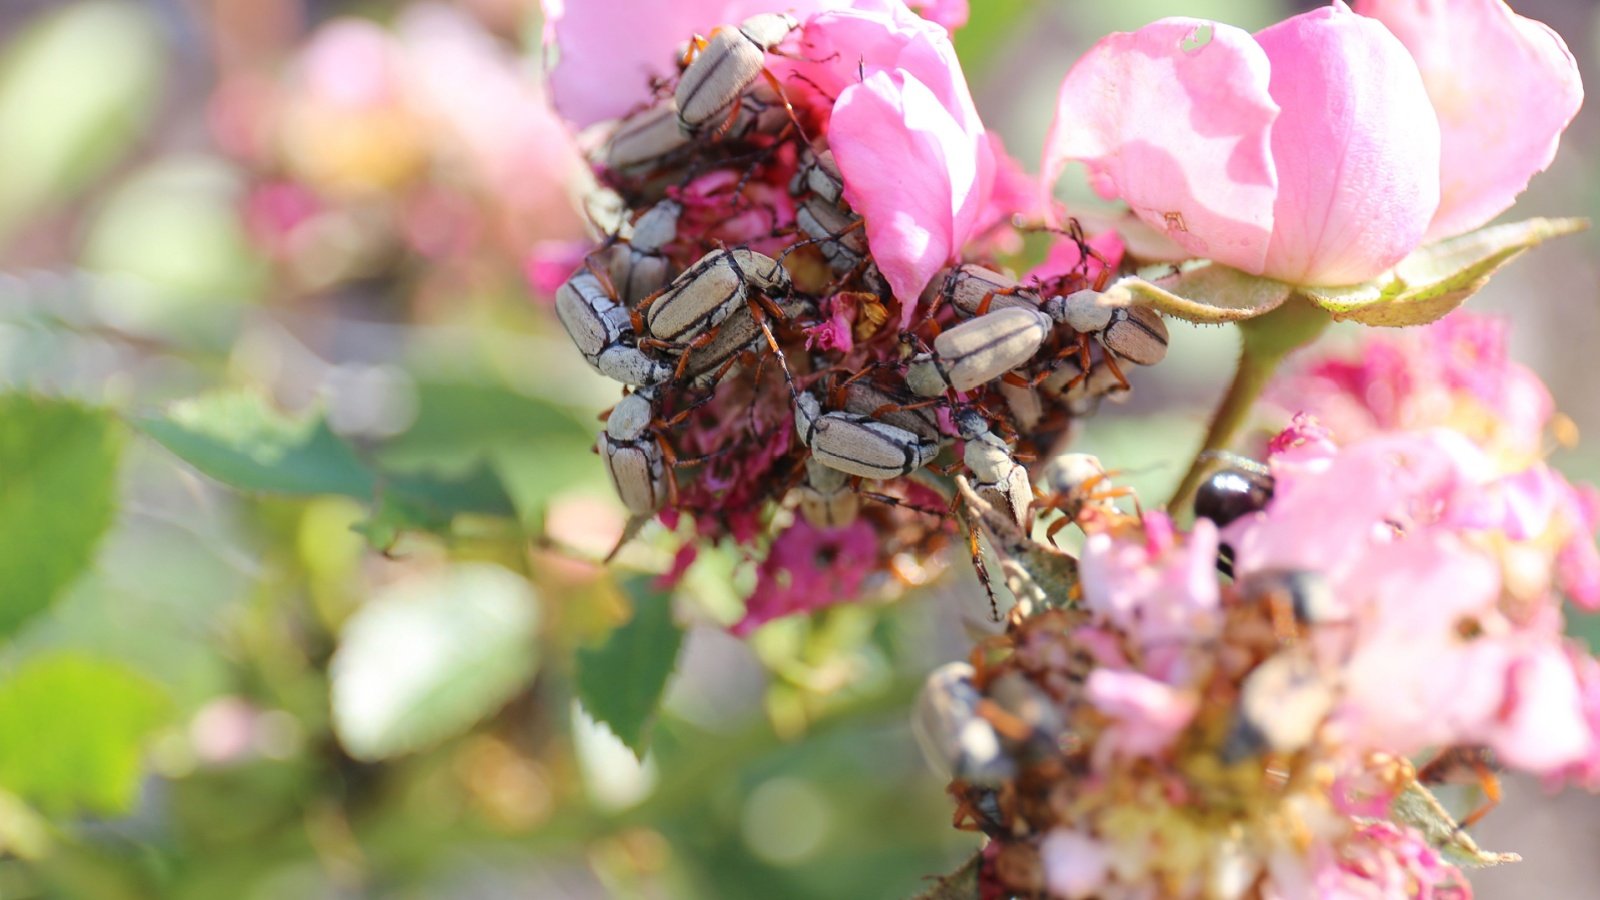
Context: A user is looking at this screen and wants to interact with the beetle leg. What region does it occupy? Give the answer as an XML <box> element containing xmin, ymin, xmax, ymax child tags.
<box><xmin>747</xmin><ymin>298</ymin><xmax>800</xmax><ymax>404</ymax></box>
<box><xmin>680</xmin><ymin>33</ymin><xmax>710</xmax><ymax>67</ymax></box>
<box><xmin>583</xmin><ymin>241</ymin><xmax>624</xmax><ymax>301</ymax></box>
<box><xmin>756</xmin><ymin>67</ymin><xmax>813</xmax><ymax>146</ymax></box>
<box><xmin>1043</xmin><ymin>512</ymin><xmax>1073</xmax><ymax>549</ymax></box>
<box><xmin>967</xmin><ymin>519</ymin><xmax>1000</xmax><ymax>621</ymax></box>
<box><xmin>858</xmin><ymin>491</ymin><xmax>949</xmax><ymax>520</ymax></box>
<box><xmin>1098</xmin><ymin>344</ymin><xmax>1131</xmax><ymax>390</ymax></box>
<box><xmin>654</xmin><ymin>436</ymin><xmax>682</xmax><ymax>507</ymax></box>
<box><xmin>671</xmin><ymin>330</ymin><xmax>720</xmax><ymax>382</ymax></box>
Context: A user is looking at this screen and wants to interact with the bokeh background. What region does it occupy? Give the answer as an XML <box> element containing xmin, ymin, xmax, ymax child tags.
<box><xmin>0</xmin><ymin>0</ymin><xmax>1594</xmax><ymax>897</ymax></box>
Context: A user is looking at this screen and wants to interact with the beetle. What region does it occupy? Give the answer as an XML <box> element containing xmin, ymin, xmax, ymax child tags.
<box><xmin>1194</xmin><ymin>462</ymin><xmax>1275</xmax><ymax>528</ymax></box>
<box><xmin>609</xmin><ymin>199</ymin><xmax>682</xmax><ymax>305</ymax></box>
<box><xmin>794</xmin><ymin>392</ymin><xmax>939</xmax><ymax>480</ymax></box>
<box><xmin>1043</xmin><ymin>289</ymin><xmax>1170</xmax><ymax>389</ymax></box>
<box><xmin>795</xmin><ymin>195</ymin><xmax>868</xmax><ymax>272</ymax></box>
<box><xmin>1222</xmin><ymin>650</ymin><xmax>1334</xmax><ymax>763</ymax></box>
<box><xmin>554</xmin><ymin>268</ymin><xmax>673</xmax><ymax>386</ymax></box>
<box><xmin>794</xmin><ymin>456</ymin><xmax>859</xmax><ymax>528</ymax></box>
<box><xmin>598</xmin><ymin>389</ymin><xmax>670</xmax><ymax>517</ymax></box>
<box><xmin>838</xmin><ymin>379</ymin><xmax>943</xmax><ymax>442</ymax></box>
<box><xmin>918</xmin><ymin>263</ymin><xmax>1042</xmax><ymax>323</ymax></box>
<box><xmin>789</xmin><ymin>145</ymin><xmax>846</xmax><ymax>206</ymax></box>
<box><xmin>675</xmin><ymin>13</ymin><xmax>800</xmax><ymax>136</ymax></box>
<box><xmin>1030</xmin><ymin>452</ymin><xmax>1139</xmax><ymax>544</ymax></box>
<box><xmin>637</xmin><ymin>247</ymin><xmax>791</xmax><ymax>346</ymax></box>
<box><xmin>680</xmin><ymin>297</ymin><xmax>812</xmax><ymax>388</ymax></box>
<box><xmin>1418</xmin><ymin>746</ymin><xmax>1503</xmax><ymax>831</ymax></box>
<box><xmin>1193</xmin><ymin>455</ymin><xmax>1275</xmax><ymax>577</ymax></box>
<box><xmin>954</xmin><ymin>409</ymin><xmax>1031</xmax><ymax>529</ymax></box>
<box><xmin>603</xmin><ymin>98</ymin><xmax>692</xmax><ymax>174</ymax></box>
<box><xmin>906</xmin><ymin>306</ymin><xmax>1054</xmax><ymax>397</ymax></box>
<box><xmin>911</xmin><ymin>662</ymin><xmax>1014</xmax><ymax>787</ymax></box>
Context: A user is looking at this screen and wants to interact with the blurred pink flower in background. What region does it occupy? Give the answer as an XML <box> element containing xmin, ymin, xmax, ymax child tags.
<box><xmin>1272</xmin><ymin>314</ymin><xmax>1600</xmax><ymax>609</ymax></box>
<box><xmin>217</xmin><ymin>4</ymin><xmax>587</xmax><ymax>285</ymax></box>
<box><xmin>1043</xmin><ymin>0</ymin><xmax>1581</xmax><ymax>286</ymax></box>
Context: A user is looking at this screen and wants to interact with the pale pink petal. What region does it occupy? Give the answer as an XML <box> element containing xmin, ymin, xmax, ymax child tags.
<box><xmin>1355</xmin><ymin>0</ymin><xmax>1583</xmax><ymax>241</ymax></box>
<box><xmin>1040</xmin><ymin>829</ymin><xmax>1110</xmax><ymax>899</ymax></box>
<box><xmin>829</xmin><ymin>71</ymin><xmax>976</xmax><ymax>322</ymax></box>
<box><xmin>1081</xmin><ymin>518</ymin><xmax>1221</xmax><ymax>650</ymax></box>
<box><xmin>541</xmin><ymin>0</ymin><xmax>837</xmax><ymax>128</ymax></box>
<box><xmin>907</xmin><ymin>0</ymin><xmax>967</xmax><ymax>32</ymax></box>
<box><xmin>1492</xmin><ymin>647</ymin><xmax>1593</xmax><ymax>772</ymax></box>
<box><xmin>1043</xmin><ymin>18</ymin><xmax>1280</xmax><ymax>274</ymax></box>
<box><xmin>1254</xmin><ymin>3</ymin><xmax>1440</xmax><ymax>285</ymax></box>
<box><xmin>1085</xmin><ymin>668</ymin><xmax>1197</xmax><ymax>759</ymax></box>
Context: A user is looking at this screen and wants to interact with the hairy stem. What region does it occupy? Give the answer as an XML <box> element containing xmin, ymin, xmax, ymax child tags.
<box><xmin>1167</xmin><ymin>295</ymin><xmax>1331</xmax><ymax>511</ymax></box>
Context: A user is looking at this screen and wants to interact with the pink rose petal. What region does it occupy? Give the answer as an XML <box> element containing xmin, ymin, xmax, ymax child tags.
<box><xmin>1043</xmin><ymin>18</ymin><xmax>1280</xmax><ymax>274</ymax></box>
<box><xmin>1254</xmin><ymin>2</ymin><xmax>1440</xmax><ymax>285</ymax></box>
<box><xmin>1356</xmin><ymin>0</ymin><xmax>1584</xmax><ymax>241</ymax></box>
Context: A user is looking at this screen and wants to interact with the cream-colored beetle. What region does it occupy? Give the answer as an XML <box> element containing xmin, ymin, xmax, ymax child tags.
<box><xmin>603</xmin><ymin>99</ymin><xmax>692</xmax><ymax>174</ymax></box>
<box><xmin>906</xmin><ymin>306</ymin><xmax>1054</xmax><ymax>397</ymax></box>
<box><xmin>795</xmin><ymin>457</ymin><xmax>859</xmax><ymax>528</ymax></box>
<box><xmin>598</xmin><ymin>390</ymin><xmax>668</xmax><ymax>517</ymax></box>
<box><xmin>639</xmin><ymin>247</ymin><xmax>791</xmax><ymax>346</ymax></box>
<box><xmin>794</xmin><ymin>392</ymin><xmax>939</xmax><ymax>480</ymax></box>
<box><xmin>919</xmin><ymin>263</ymin><xmax>1043</xmax><ymax>319</ymax></box>
<box><xmin>674</xmin><ymin>13</ymin><xmax>800</xmax><ymax>135</ymax></box>
<box><xmin>1045</xmin><ymin>289</ymin><xmax>1170</xmax><ymax>367</ymax></box>
<box><xmin>554</xmin><ymin>269</ymin><xmax>673</xmax><ymax>386</ymax></box>
<box><xmin>609</xmin><ymin>199</ymin><xmax>682</xmax><ymax>306</ymax></box>
<box><xmin>954</xmin><ymin>409</ymin><xmax>1031</xmax><ymax>530</ymax></box>
<box><xmin>796</xmin><ymin>196</ymin><xmax>867</xmax><ymax>272</ymax></box>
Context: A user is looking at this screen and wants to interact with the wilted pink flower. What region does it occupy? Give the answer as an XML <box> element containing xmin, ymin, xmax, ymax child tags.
<box><xmin>1044</xmin><ymin>0</ymin><xmax>1581</xmax><ymax>286</ymax></box>
<box><xmin>1309</xmin><ymin>821</ymin><xmax>1473</xmax><ymax>899</ymax></box>
<box><xmin>1080</xmin><ymin>514</ymin><xmax>1221</xmax><ymax>654</ymax></box>
<box><xmin>1038</xmin><ymin>828</ymin><xmax>1109</xmax><ymax>899</ymax></box>
<box><xmin>1084</xmin><ymin>668</ymin><xmax>1198</xmax><ymax>760</ymax></box>
<box><xmin>1272</xmin><ymin>314</ymin><xmax>1600</xmax><ymax>608</ymax></box>
<box><xmin>1225</xmin><ymin>427</ymin><xmax>1600</xmax><ymax>774</ymax></box>
<box><xmin>732</xmin><ymin>518</ymin><xmax>878</xmax><ymax>635</ymax></box>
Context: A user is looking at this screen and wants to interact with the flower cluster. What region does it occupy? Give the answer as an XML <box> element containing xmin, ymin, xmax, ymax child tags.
<box><xmin>545</xmin><ymin>0</ymin><xmax>1170</xmax><ymax>632</ymax></box>
<box><xmin>920</xmin><ymin>392</ymin><xmax>1600</xmax><ymax>896</ymax></box>
<box><xmin>1271</xmin><ymin>313</ymin><xmax>1600</xmax><ymax>611</ymax></box>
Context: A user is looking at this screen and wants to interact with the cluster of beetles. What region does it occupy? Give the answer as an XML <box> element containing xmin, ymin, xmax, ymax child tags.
<box><xmin>553</xmin><ymin>13</ymin><xmax>1172</xmax><ymax>567</ymax></box>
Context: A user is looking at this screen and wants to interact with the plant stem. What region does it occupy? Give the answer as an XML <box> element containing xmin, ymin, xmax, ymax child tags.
<box><xmin>1167</xmin><ymin>295</ymin><xmax>1331</xmax><ymax>511</ymax></box>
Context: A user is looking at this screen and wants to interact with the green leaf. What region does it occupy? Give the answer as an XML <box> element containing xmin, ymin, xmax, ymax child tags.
<box><xmin>0</xmin><ymin>395</ymin><xmax>122</xmax><ymax>636</ymax></box>
<box><xmin>1112</xmin><ymin>264</ymin><xmax>1293</xmax><ymax>324</ymax></box>
<box><xmin>1303</xmin><ymin>217</ymin><xmax>1589</xmax><ymax>327</ymax></box>
<box><xmin>377</xmin><ymin>381</ymin><xmax>595</xmax><ymax>469</ymax></box>
<box><xmin>0</xmin><ymin>653</ymin><xmax>168</xmax><ymax>814</ymax></box>
<box><xmin>575</xmin><ymin>576</ymin><xmax>685</xmax><ymax>758</ymax></box>
<box><xmin>137</xmin><ymin>391</ymin><xmax>375</xmax><ymax>497</ymax></box>
<box><xmin>330</xmin><ymin>563</ymin><xmax>540</xmax><ymax>761</ymax></box>
<box><xmin>137</xmin><ymin>391</ymin><xmax>519</xmax><ymax>539</ymax></box>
